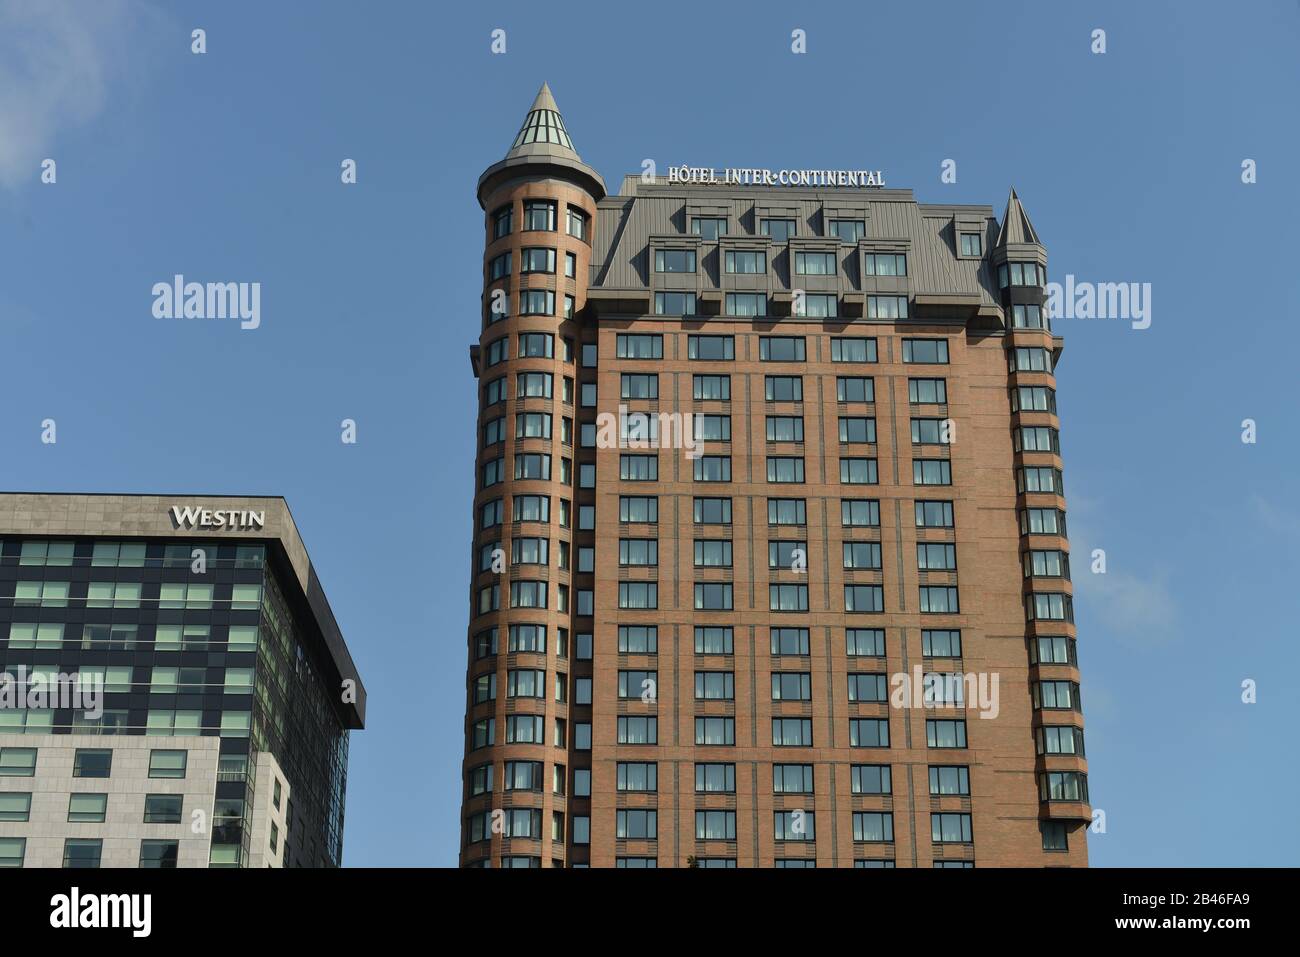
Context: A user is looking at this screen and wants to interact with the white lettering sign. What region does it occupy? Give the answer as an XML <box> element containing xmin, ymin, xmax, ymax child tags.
<box><xmin>169</xmin><ymin>506</ymin><xmax>265</xmax><ymax>531</ymax></box>
<box><xmin>665</xmin><ymin>166</ymin><xmax>884</xmax><ymax>188</ymax></box>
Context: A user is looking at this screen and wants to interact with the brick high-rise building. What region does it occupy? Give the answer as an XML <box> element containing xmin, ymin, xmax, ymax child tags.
<box><xmin>461</xmin><ymin>84</ymin><xmax>1088</xmax><ymax>868</ymax></box>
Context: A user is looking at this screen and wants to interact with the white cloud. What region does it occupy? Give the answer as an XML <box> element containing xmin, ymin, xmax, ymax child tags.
<box><xmin>1068</xmin><ymin>490</ymin><xmax>1179</xmax><ymax>645</ymax></box>
<box><xmin>1073</xmin><ymin>566</ymin><xmax>1178</xmax><ymax>646</ymax></box>
<box><xmin>0</xmin><ymin>0</ymin><xmax>132</xmax><ymax>189</ymax></box>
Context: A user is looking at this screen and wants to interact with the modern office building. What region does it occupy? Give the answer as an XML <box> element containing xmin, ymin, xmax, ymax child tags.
<box><xmin>0</xmin><ymin>493</ymin><xmax>365</xmax><ymax>868</ymax></box>
<box><xmin>460</xmin><ymin>84</ymin><xmax>1087</xmax><ymax>867</ymax></box>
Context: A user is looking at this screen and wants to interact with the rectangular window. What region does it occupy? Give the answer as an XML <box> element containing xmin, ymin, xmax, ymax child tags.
<box><xmin>618</xmin><ymin>582</ymin><xmax>658</xmax><ymax>610</ymax></box>
<box><xmin>759</xmin><ymin>336</ymin><xmax>805</xmax><ymax>362</ymax></box>
<box><xmin>694</xmin><ymin>717</ymin><xmax>735</xmax><ymax>746</ymax></box>
<box><xmin>852</xmin><ymin>765</ymin><xmax>892</xmax><ymax>795</ymax></box>
<box><xmin>724</xmin><ymin>250</ymin><xmax>766</xmax><ymax>273</ymax></box>
<box><xmin>492</xmin><ymin>204</ymin><xmax>513</xmax><ymax>240</ymax></box>
<box><xmin>695</xmin><ymin>763</ymin><xmax>736</xmax><ymax>793</ymax></box>
<box><xmin>695</xmin><ymin>810</ymin><xmax>736</xmax><ymax>840</ymax></box>
<box><xmin>849</xmin><ymin>718</ymin><xmax>890</xmax><ymax>748</ymax></box>
<box><xmin>523</xmin><ymin>200</ymin><xmax>556</xmax><ymax>231</ymax></box>
<box><xmin>830</xmin><ymin>219</ymin><xmax>865</xmax><ymax>242</ymax></box>
<box><xmin>765</xmin><ymin>376</ymin><xmax>802</xmax><ymax>401</ymax></box>
<box><xmin>926</xmin><ymin>719</ymin><xmax>967</xmax><ymax>748</ymax></box>
<box><xmin>695</xmin><ymin>626</ymin><xmax>734</xmax><ymax>655</ymax></box>
<box><xmin>0</xmin><ymin>748</ymin><xmax>37</xmax><ymax>777</ymax></box>
<box><xmin>771</xmin><ymin>671</ymin><xmax>812</xmax><ymax>700</ymax></box>
<box><xmin>694</xmin><ymin>497</ymin><xmax>732</xmax><ymax>524</ymax></box>
<box><xmin>864</xmin><ymin>252</ymin><xmax>907</xmax><ymax>276</ymax></box>
<box><xmin>771</xmin><ymin>627</ymin><xmax>810</xmax><ymax>656</ymax></box>
<box><xmin>913</xmin><ymin>460</ymin><xmax>952</xmax><ymax>486</ymax></box>
<box><xmin>831</xmin><ymin>337</ymin><xmax>877</xmax><ymax>363</ymax></box>
<box><xmin>794</xmin><ymin>251</ymin><xmax>836</xmax><ymax>275</ymax></box>
<box><xmin>617</xmin><ymin>762</ymin><xmax>658</xmax><ymax>792</ymax></box>
<box><xmin>929</xmin><ymin>766</ymin><xmax>970</xmax><ymax>796</ymax></box>
<box><xmin>917</xmin><ymin>542</ymin><xmax>957</xmax><ymax>571</ymax></box>
<box><xmin>63</xmin><ymin>839</ymin><xmax>102</xmax><ymax>869</ymax></box>
<box><xmin>72</xmin><ymin>749</ymin><xmax>112</xmax><ymax>778</ymax></box>
<box><xmin>617</xmin><ymin>625</ymin><xmax>658</xmax><ymax>653</ymax></box>
<box><xmin>760</xmin><ymin>218</ymin><xmax>796</xmax><ymax>242</ymax></box>
<box><xmin>616</xmin><ymin>715</ymin><xmax>658</xmax><ymax>745</ymax></box>
<box><xmin>0</xmin><ymin>793</ymin><xmax>31</xmax><ymax>822</ymax></box>
<box><xmin>919</xmin><ymin>586</ymin><xmax>959</xmax><ymax>613</ymax></box>
<box><xmin>922</xmin><ymin>629</ymin><xmax>963</xmax><ymax>658</ymax></box>
<box><xmin>769</xmin><ymin>584</ymin><xmax>808</xmax><ymax>612</ymax></box>
<box><xmin>143</xmin><ymin>794</ymin><xmax>183</xmax><ymax>824</ymax></box>
<box><xmin>619</xmin><ymin>496</ymin><xmax>658</xmax><ymax>523</ymax></box>
<box><xmin>775</xmin><ymin>810</ymin><xmax>815</xmax><ymax>841</ymax></box>
<box><xmin>694</xmin><ymin>583</ymin><xmax>733</xmax><ymax>611</ymax></box>
<box><xmin>725</xmin><ymin>293</ymin><xmax>766</xmax><ymax>317</ymax></box>
<box><xmin>853</xmin><ymin>811</ymin><xmax>894</xmax><ymax>843</ymax></box>
<box><xmin>691</xmin><ymin>217</ymin><xmax>727</xmax><ymax>240</ymax></box>
<box><xmin>614</xmin><ymin>808</ymin><xmax>658</xmax><ymax>839</ymax></box>
<box><xmin>688</xmin><ymin>335</ymin><xmax>734</xmax><ymax>361</ymax></box>
<box><xmin>843</xmin><ymin>542</ymin><xmax>882</xmax><ymax>570</ymax></box>
<box><xmin>695</xmin><ymin>672</ymin><xmax>735</xmax><ymax>701</ymax></box>
<box><xmin>616</xmin><ymin>334</ymin><xmax>663</xmax><ymax>359</ymax></box>
<box><xmin>765</xmin><ymin>416</ymin><xmax>803</xmax><ymax>442</ymax></box>
<box><xmin>903</xmin><ymin>339</ymin><xmax>949</xmax><ymax>364</ymax></box>
<box><xmin>840</xmin><ymin>458</ymin><xmax>878</xmax><ymax>484</ymax></box>
<box><xmin>694</xmin><ymin>539</ymin><xmax>732</xmax><ymax>567</ymax></box>
<box><xmin>839</xmin><ymin>417</ymin><xmax>876</xmax><ymax>443</ymax></box>
<box><xmin>932</xmin><ymin>813</ymin><xmax>974</xmax><ymax>844</ymax></box>
<box><xmin>773</xmin><ymin>764</ymin><xmax>814</xmax><ymax>795</ymax></box>
<box><xmin>654</xmin><ymin>249</ymin><xmax>696</xmax><ymax>273</ymax></box>
<box><xmin>566</xmin><ymin>207</ymin><xmax>588</xmax><ymax>240</ymax></box>
<box><xmin>67</xmin><ymin>793</ymin><xmax>107</xmax><ymax>823</ymax></box>
<box><xmin>836</xmin><ymin>376</ymin><xmax>874</xmax><ymax>403</ymax></box>
<box><xmin>767</xmin><ymin>498</ymin><xmax>806</xmax><ymax>526</ymax></box>
<box><xmin>845</xmin><ymin>585</ymin><xmax>884</xmax><ymax>613</ymax></box>
<box><xmin>772</xmin><ymin>718</ymin><xmax>813</xmax><ymax>747</ymax></box>
<box><xmin>846</xmin><ymin>628</ymin><xmax>886</xmax><ymax>657</ymax></box>
<box><xmin>960</xmin><ymin>233</ymin><xmax>982</xmax><ymax>256</ymax></box>
<box><xmin>618</xmin><ymin>538</ymin><xmax>658</xmax><ymax>567</ymax></box>
<box><xmin>767</xmin><ymin>457</ymin><xmax>805</xmax><ymax>483</ymax></box>
<box><xmin>519</xmin><ymin>289</ymin><xmax>555</xmax><ymax>315</ymax></box>
<box><xmin>841</xmin><ymin>499</ymin><xmax>881</xmax><ymax>528</ymax></box>
<box><xmin>694</xmin><ymin>374</ymin><xmax>731</xmax><ymax>400</ymax></box>
<box><xmin>866</xmin><ymin>295</ymin><xmax>908</xmax><ymax>319</ymax></box>
<box><xmin>519</xmin><ymin>247</ymin><xmax>555</xmax><ymax>274</ymax></box>
<box><xmin>1012</xmin><ymin>385</ymin><xmax>1056</xmax><ymax>413</ymax></box>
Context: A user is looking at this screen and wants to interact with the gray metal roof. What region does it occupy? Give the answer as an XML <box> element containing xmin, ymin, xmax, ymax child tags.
<box><xmin>590</xmin><ymin>181</ymin><xmax>1004</xmax><ymax>306</ymax></box>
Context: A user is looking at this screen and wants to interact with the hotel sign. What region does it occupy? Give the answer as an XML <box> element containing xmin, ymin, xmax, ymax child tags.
<box><xmin>667</xmin><ymin>166</ymin><xmax>885</xmax><ymax>188</ymax></box>
<box><xmin>169</xmin><ymin>506</ymin><xmax>265</xmax><ymax>531</ymax></box>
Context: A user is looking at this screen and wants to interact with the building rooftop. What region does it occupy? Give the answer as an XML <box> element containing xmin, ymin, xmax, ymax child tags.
<box><xmin>0</xmin><ymin>491</ymin><xmax>365</xmax><ymax>728</ymax></box>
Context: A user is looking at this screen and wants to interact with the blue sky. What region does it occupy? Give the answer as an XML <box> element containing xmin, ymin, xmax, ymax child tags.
<box><xmin>1</xmin><ymin>0</ymin><xmax>1297</xmax><ymax>867</ymax></box>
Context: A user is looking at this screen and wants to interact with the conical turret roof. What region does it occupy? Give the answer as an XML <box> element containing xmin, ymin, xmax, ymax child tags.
<box><xmin>994</xmin><ymin>188</ymin><xmax>1041</xmax><ymax>247</ymax></box>
<box><xmin>505</xmin><ymin>82</ymin><xmax>581</xmax><ymax>162</ymax></box>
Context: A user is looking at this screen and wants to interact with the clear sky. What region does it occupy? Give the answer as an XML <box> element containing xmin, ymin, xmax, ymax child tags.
<box><xmin>2</xmin><ymin>0</ymin><xmax>1297</xmax><ymax>867</ymax></box>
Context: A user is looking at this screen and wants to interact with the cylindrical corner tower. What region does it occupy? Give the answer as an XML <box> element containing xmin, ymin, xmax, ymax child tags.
<box><xmin>461</xmin><ymin>84</ymin><xmax>606</xmax><ymax>868</ymax></box>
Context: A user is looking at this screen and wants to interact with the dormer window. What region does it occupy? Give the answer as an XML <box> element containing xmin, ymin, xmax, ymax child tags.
<box><xmin>794</xmin><ymin>251</ymin><xmax>836</xmax><ymax>276</ymax></box>
<box><xmin>725</xmin><ymin>250</ymin><xmax>765</xmax><ymax>274</ymax></box>
<box><xmin>830</xmin><ymin>220</ymin><xmax>865</xmax><ymax>242</ymax></box>
<box><xmin>864</xmin><ymin>253</ymin><xmax>907</xmax><ymax>277</ymax></box>
<box><xmin>655</xmin><ymin>249</ymin><xmax>697</xmax><ymax>273</ymax></box>
<box><xmin>959</xmin><ymin>233</ymin><xmax>982</xmax><ymax>257</ymax></box>
<box><xmin>760</xmin><ymin>218</ymin><xmax>797</xmax><ymax>242</ymax></box>
<box><xmin>691</xmin><ymin>217</ymin><xmax>728</xmax><ymax>240</ymax></box>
